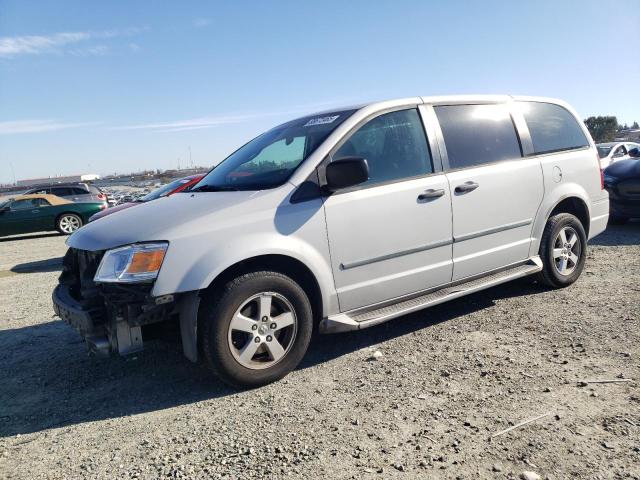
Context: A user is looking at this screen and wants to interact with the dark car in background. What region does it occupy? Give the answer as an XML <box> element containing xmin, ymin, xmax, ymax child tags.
<box><xmin>88</xmin><ymin>174</ymin><xmax>204</xmax><ymax>222</ymax></box>
<box><xmin>603</xmin><ymin>147</ymin><xmax>640</xmax><ymax>224</ymax></box>
<box><xmin>0</xmin><ymin>194</ymin><xmax>106</xmax><ymax>236</ymax></box>
<box><xmin>24</xmin><ymin>182</ymin><xmax>112</xmax><ymax>207</ymax></box>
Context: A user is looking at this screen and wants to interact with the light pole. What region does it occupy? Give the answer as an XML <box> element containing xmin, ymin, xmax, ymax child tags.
<box><xmin>9</xmin><ymin>161</ymin><xmax>16</xmax><ymax>185</ymax></box>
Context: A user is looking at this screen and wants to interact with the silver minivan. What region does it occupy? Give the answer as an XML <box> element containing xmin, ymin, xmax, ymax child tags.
<box><xmin>53</xmin><ymin>95</ymin><xmax>609</xmax><ymax>388</ymax></box>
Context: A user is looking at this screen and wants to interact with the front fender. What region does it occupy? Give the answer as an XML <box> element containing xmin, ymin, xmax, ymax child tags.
<box><xmin>152</xmin><ymin>210</ymin><xmax>338</xmax><ymax>317</ymax></box>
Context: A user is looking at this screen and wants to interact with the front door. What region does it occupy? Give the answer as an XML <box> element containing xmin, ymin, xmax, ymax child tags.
<box><xmin>434</xmin><ymin>103</ymin><xmax>544</xmax><ymax>280</ymax></box>
<box><xmin>323</xmin><ymin>108</ymin><xmax>453</xmax><ymax>312</ymax></box>
<box><xmin>3</xmin><ymin>198</ymin><xmax>44</xmax><ymax>236</ymax></box>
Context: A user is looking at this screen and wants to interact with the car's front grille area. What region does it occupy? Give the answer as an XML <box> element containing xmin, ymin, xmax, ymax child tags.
<box><xmin>618</xmin><ymin>179</ymin><xmax>640</xmax><ymax>198</ymax></box>
<box><xmin>60</xmin><ymin>248</ymin><xmax>104</xmax><ymax>304</ymax></box>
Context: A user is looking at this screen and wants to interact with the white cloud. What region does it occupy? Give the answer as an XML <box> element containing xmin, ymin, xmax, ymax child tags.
<box><xmin>118</xmin><ymin>113</ymin><xmax>271</xmax><ymax>132</ymax></box>
<box><xmin>0</xmin><ymin>120</ymin><xmax>93</xmax><ymax>135</ymax></box>
<box><xmin>0</xmin><ymin>27</ymin><xmax>148</xmax><ymax>58</ymax></box>
<box><xmin>116</xmin><ymin>100</ymin><xmax>358</xmax><ymax>133</ymax></box>
<box><xmin>193</xmin><ymin>18</ymin><xmax>212</xmax><ymax>28</ymax></box>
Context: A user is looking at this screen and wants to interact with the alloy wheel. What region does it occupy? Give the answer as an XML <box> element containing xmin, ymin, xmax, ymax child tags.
<box><xmin>227</xmin><ymin>292</ymin><xmax>297</xmax><ymax>370</ymax></box>
<box><xmin>59</xmin><ymin>215</ymin><xmax>81</xmax><ymax>233</ymax></box>
<box><xmin>552</xmin><ymin>226</ymin><xmax>581</xmax><ymax>276</ymax></box>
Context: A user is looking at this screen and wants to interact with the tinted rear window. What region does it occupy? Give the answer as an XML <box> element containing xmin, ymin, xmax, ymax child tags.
<box><xmin>435</xmin><ymin>104</ymin><xmax>522</xmax><ymax>169</ymax></box>
<box><xmin>518</xmin><ymin>101</ymin><xmax>589</xmax><ymax>155</ymax></box>
<box><xmin>51</xmin><ymin>187</ymin><xmax>74</xmax><ymax>196</ymax></box>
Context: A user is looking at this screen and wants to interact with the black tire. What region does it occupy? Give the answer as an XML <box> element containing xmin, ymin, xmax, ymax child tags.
<box><xmin>200</xmin><ymin>271</ymin><xmax>313</xmax><ymax>389</ymax></box>
<box><xmin>536</xmin><ymin>213</ymin><xmax>587</xmax><ymax>288</ymax></box>
<box><xmin>56</xmin><ymin>213</ymin><xmax>83</xmax><ymax>234</ymax></box>
<box><xmin>609</xmin><ymin>214</ymin><xmax>629</xmax><ymax>225</ymax></box>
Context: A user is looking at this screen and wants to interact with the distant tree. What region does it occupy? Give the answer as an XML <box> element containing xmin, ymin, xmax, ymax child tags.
<box><xmin>584</xmin><ymin>116</ymin><xmax>619</xmax><ymax>142</ymax></box>
<box><xmin>632</xmin><ymin>121</ymin><xmax>639</xmax><ymax>130</ymax></box>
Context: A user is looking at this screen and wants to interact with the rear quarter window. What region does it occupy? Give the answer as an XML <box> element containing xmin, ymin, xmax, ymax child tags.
<box><xmin>518</xmin><ymin>101</ymin><xmax>589</xmax><ymax>155</ymax></box>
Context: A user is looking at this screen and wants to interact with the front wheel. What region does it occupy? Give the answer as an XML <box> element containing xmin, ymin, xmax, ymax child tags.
<box><xmin>57</xmin><ymin>213</ymin><xmax>83</xmax><ymax>234</ymax></box>
<box><xmin>536</xmin><ymin>213</ymin><xmax>587</xmax><ymax>288</ymax></box>
<box><xmin>200</xmin><ymin>271</ymin><xmax>313</xmax><ymax>388</ymax></box>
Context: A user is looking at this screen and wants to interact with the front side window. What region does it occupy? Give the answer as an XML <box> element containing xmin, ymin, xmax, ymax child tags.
<box><xmin>517</xmin><ymin>101</ymin><xmax>589</xmax><ymax>155</ymax></box>
<box><xmin>193</xmin><ymin>109</ymin><xmax>356</xmax><ymax>191</ymax></box>
<box><xmin>435</xmin><ymin>104</ymin><xmax>522</xmax><ymax>169</ymax></box>
<box><xmin>333</xmin><ymin>109</ymin><xmax>432</xmax><ymax>186</ymax></box>
<box><xmin>11</xmin><ymin>199</ymin><xmax>39</xmax><ymax>210</ymax></box>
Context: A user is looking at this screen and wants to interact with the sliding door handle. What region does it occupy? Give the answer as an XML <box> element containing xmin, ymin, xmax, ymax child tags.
<box><xmin>417</xmin><ymin>188</ymin><xmax>445</xmax><ymax>201</ymax></box>
<box><xmin>454</xmin><ymin>181</ymin><xmax>479</xmax><ymax>194</ymax></box>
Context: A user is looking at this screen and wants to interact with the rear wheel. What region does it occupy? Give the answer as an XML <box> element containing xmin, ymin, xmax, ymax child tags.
<box><xmin>200</xmin><ymin>271</ymin><xmax>313</xmax><ymax>388</ymax></box>
<box><xmin>57</xmin><ymin>213</ymin><xmax>83</xmax><ymax>234</ymax></box>
<box><xmin>536</xmin><ymin>213</ymin><xmax>587</xmax><ymax>288</ymax></box>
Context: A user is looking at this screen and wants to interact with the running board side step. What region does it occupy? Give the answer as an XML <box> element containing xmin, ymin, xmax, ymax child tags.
<box><xmin>319</xmin><ymin>257</ymin><xmax>542</xmax><ymax>334</ymax></box>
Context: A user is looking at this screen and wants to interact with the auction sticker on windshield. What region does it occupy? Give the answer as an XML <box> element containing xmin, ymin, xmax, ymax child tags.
<box><xmin>304</xmin><ymin>115</ymin><xmax>339</xmax><ymax>127</ymax></box>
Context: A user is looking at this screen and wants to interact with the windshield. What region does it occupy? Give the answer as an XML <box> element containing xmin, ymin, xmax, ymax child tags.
<box><xmin>0</xmin><ymin>199</ymin><xmax>9</xmax><ymax>209</ymax></box>
<box><xmin>140</xmin><ymin>177</ymin><xmax>194</xmax><ymax>202</ymax></box>
<box><xmin>193</xmin><ymin>109</ymin><xmax>356</xmax><ymax>191</ymax></box>
<box><xmin>597</xmin><ymin>146</ymin><xmax>613</xmax><ymax>158</ymax></box>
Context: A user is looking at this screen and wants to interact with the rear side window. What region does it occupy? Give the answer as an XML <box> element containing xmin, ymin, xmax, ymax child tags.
<box><xmin>518</xmin><ymin>101</ymin><xmax>589</xmax><ymax>155</ymax></box>
<box><xmin>334</xmin><ymin>109</ymin><xmax>433</xmax><ymax>186</ymax></box>
<box><xmin>51</xmin><ymin>187</ymin><xmax>73</xmax><ymax>196</ymax></box>
<box><xmin>435</xmin><ymin>104</ymin><xmax>522</xmax><ymax>169</ymax></box>
<box><xmin>72</xmin><ymin>187</ymin><xmax>88</xmax><ymax>195</ymax></box>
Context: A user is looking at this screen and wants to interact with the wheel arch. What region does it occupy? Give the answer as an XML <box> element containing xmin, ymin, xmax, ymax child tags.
<box><xmin>530</xmin><ymin>186</ymin><xmax>592</xmax><ymax>257</ymax></box>
<box><xmin>547</xmin><ymin>197</ymin><xmax>590</xmax><ymax>237</ymax></box>
<box><xmin>201</xmin><ymin>254</ymin><xmax>324</xmax><ymax>326</ymax></box>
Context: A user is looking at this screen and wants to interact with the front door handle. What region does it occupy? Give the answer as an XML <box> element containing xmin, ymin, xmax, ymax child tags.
<box><xmin>454</xmin><ymin>181</ymin><xmax>479</xmax><ymax>194</ymax></box>
<box><xmin>417</xmin><ymin>188</ymin><xmax>445</xmax><ymax>201</ymax></box>
<box><xmin>31</xmin><ymin>209</ymin><xmax>40</xmax><ymax>213</ymax></box>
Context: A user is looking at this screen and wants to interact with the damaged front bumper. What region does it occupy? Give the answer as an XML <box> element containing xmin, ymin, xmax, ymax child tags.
<box><xmin>53</xmin><ymin>247</ymin><xmax>201</xmax><ymax>361</ymax></box>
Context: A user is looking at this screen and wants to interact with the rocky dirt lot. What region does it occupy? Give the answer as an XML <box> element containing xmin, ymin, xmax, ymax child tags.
<box><xmin>0</xmin><ymin>224</ymin><xmax>638</xmax><ymax>480</ymax></box>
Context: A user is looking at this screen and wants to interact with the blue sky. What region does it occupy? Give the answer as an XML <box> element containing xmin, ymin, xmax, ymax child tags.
<box><xmin>1</xmin><ymin>0</ymin><xmax>638</xmax><ymax>184</ymax></box>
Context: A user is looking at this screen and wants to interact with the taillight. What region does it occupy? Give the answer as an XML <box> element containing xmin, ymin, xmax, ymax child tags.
<box><xmin>97</xmin><ymin>193</ymin><xmax>106</xmax><ymax>200</ymax></box>
<box><xmin>100</xmin><ymin>204</ymin><xmax>107</xmax><ymax>210</ymax></box>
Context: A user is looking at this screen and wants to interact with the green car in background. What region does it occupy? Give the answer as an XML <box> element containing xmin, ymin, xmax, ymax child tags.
<box><xmin>0</xmin><ymin>194</ymin><xmax>106</xmax><ymax>237</ymax></box>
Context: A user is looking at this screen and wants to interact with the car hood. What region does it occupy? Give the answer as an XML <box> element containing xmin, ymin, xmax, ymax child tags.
<box><xmin>67</xmin><ymin>189</ymin><xmax>278</xmax><ymax>251</ymax></box>
<box><xmin>605</xmin><ymin>159</ymin><xmax>640</xmax><ymax>180</ymax></box>
<box><xmin>90</xmin><ymin>201</ymin><xmax>139</xmax><ymax>221</ymax></box>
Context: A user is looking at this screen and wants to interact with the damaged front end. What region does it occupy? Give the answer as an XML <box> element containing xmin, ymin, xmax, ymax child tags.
<box><xmin>52</xmin><ymin>248</ymin><xmax>194</xmax><ymax>358</ymax></box>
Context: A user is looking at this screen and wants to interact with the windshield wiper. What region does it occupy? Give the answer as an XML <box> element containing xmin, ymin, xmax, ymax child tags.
<box><xmin>191</xmin><ymin>184</ymin><xmax>240</xmax><ymax>192</ymax></box>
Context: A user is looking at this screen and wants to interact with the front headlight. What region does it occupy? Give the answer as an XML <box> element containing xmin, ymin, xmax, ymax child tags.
<box><xmin>94</xmin><ymin>242</ymin><xmax>168</xmax><ymax>283</ymax></box>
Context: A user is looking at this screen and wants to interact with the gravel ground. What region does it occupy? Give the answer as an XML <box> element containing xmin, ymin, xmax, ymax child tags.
<box><xmin>0</xmin><ymin>224</ymin><xmax>638</xmax><ymax>480</ymax></box>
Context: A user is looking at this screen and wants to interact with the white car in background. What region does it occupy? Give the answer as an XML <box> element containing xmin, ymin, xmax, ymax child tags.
<box><xmin>597</xmin><ymin>142</ymin><xmax>640</xmax><ymax>169</ymax></box>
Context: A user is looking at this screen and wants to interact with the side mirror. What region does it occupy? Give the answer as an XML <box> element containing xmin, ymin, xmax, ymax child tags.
<box><xmin>628</xmin><ymin>147</ymin><xmax>640</xmax><ymax>158</ymax></box>
<box><xmin>325</xmin><ymin>157</ymin><xmax>369</xmax><ymax>191</ymax></box>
